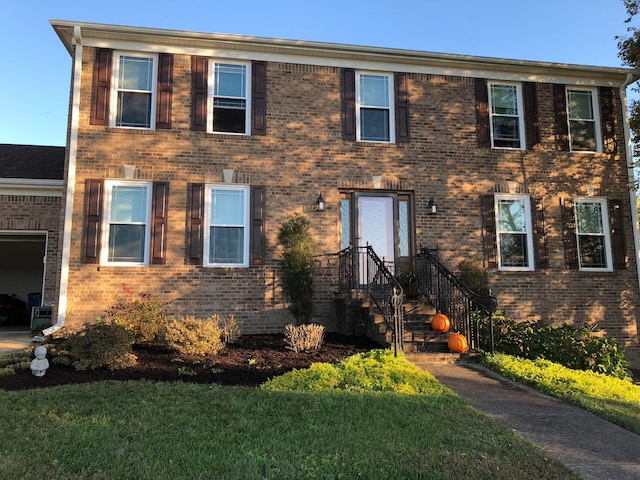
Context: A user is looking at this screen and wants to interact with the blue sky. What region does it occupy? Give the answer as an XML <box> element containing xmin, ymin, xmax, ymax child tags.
<box><xmin>0</xmin><ymin>0</ymin><xmax>633</xmax><ymax>146</ymax></box>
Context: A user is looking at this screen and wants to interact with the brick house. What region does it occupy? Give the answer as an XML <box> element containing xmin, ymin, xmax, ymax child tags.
<box><xmin>49</xmin><ymin>20</ymin><xmax>640</xmax><ymax>364</ymax></box>
<box><xmin>0</xmin><ymin>144</ymin><xmax>65</xmax><ymax>326</ymax></box>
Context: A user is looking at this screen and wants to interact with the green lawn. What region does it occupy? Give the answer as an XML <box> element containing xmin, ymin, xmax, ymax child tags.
<box><xmin>0</xmin><ymin>379</ymin><xmax>578</xmax><ymax>479</ymax></box>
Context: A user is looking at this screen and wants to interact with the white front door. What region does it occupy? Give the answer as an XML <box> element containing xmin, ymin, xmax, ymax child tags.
<box><xmin>356</xmin><ymin>194</ymin><xmax>397</xmax><ymax>274</ymax></box>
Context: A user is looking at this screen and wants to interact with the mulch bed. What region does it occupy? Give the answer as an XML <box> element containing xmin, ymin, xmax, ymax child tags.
<box><xmin>0</xmin><ymin>333</ymin><xmax>380</xmax><ymax>391</ymax></box>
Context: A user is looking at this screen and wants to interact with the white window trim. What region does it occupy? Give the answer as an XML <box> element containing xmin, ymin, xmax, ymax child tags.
<box><xmin>203</xmin><ymin>184</ymin><xmax>251</xmax><ymax>267</ymax></box>
<box><xmin>207</xmin><ymin>60</ymin><xmax>252</xmax><ymax>135</ymax></box>
<box><xmin>574</xmin><ymin>196</ymin><xmax>613</xmax><ymax>272</ymax></box>
<box><xmin>100</xmin><ymin>180</ymin><xmax>152</xmax><ymax>266</ymax></box>
<box><xmin>566</xmin><ymin>87</ymin><xmax>602</xmax><ymax>153</ymax></box>
<box><xmin>494</xmin><ymin>193</ymin><xmax>535</xmax><ymax>271</ymax></box>
<box><xmin>355</xmin><ymin>71</ymin><xmax>395</xmax><ymax>143</ymax></box>
<box><xmin>109</xmin><ymin>52</ymin><xmax>158</xmax><ymax>130</ymax></box>
<box><xmin>488</xmin><ymin>82</ymin><xmax>526</xmax><ymax>150</ymax></box>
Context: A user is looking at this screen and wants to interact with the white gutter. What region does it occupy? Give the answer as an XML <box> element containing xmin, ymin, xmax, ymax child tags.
<box><xmin>44</xmin><ymin>25</ymin><xmax>82</xmax><ymax>336</ymax></box>
<box><xmin>0</xmin><ymin>178</ymin><xmax>64</xmax><ymax>197</ymax></box>
<box><xmin>620</xmin><ymin>72</ymin><xmax>640</xmax><ymax>293</ymax></box>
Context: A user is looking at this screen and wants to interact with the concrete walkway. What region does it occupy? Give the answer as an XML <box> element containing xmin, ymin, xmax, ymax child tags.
<box><xmin>0</xmin><ymin>330</ymin><xmax>34</xmax><ymax>354</ymax></box>
<box><xmin>423</xmin><ymin>362</ymin><xmax>640</xmax><ymax>480</ymax></box>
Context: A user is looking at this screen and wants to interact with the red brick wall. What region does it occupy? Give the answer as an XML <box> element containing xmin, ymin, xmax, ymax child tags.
<box><xmin>61</xmin><ymin>47</ymin><xmax>640</xmax><ymax>364</ymax></box>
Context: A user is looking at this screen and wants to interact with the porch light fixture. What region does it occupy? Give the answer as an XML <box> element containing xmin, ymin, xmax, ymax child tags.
<box><xmin>427</xmin><ymin>198</ymin><xmax>437</xmax><ymax>215</ymax></box>
<box><xmin>316</xmin><ymin>193</ymin><xmax>325</xmax><ymax>211</ymax></box>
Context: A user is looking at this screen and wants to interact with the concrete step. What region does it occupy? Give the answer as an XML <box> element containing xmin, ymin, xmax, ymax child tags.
<box><xmin>404</xmin><ymin>351</ymin><xmax>478</xmax><ymax>366</ymax></box>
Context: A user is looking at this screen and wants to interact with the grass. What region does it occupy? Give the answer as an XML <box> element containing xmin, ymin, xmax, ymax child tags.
<box><xmin>482</xmin><ymin>353</ymin><xmax>640</xmax><ymax>434</ymax></box>
<box><xmin>0</xmin><ymin>373</ymin><xmax>578</xmax><ymax>479</ymax></box>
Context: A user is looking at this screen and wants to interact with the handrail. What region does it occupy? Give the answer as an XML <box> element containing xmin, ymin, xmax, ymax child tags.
<box><xmin>417</xmin><ymin>247</ymin><xmax>497</xmax><ymax>352</ymax></box>
<box><xmin>336</xmin><ymin>245</ymin><xmax>404</xmax><ymax>355</ymax></box>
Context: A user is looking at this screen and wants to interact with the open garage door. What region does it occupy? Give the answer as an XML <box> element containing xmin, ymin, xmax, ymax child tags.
<box><xmin>0</xmin><ymin>233</ymin><xmax>46</xmax><ymax>328</ymax></box>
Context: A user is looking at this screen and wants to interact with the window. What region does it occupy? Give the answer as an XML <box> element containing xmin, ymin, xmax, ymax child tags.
<box><xmin>574</xmin><ymin>198</ymin><xmax>612</xmax><ymax>270</ymax></box>
<box><xmin>112</xmin><ymin>53</ymin><xmax>157</xmax><ymax>129</ymax></box>
<box><xmin>204</xmin><ymin>185</ymin><xmax>250</xmax><ymax>267</ymax></box>
<box><xmin>495</xmin><ymin>194</ymin><xmax>534</xmax><ymax>270</ymax></box>
<box><xmin>356</xmin><ymin>72</ymin><xmax>394</xmax><ymax>142</ymax></box>
<box><xmin>567</xmin><ymin>88</ymin><xmax>601</xmax><ymax>152</ymax></box>
<box><xmin>101</xmin><ymin>181</ymin><xmax>152</xmax><ymax>265</ymax></box>
<box><xmin>488</xmin><ymin>83</ymin><xmax>525</xmax><ymax>149</ymax></box>
<box><xmin>210</xmin><ymin>62</ymin><xmax>250</xmax><ymax>134</ymax></box>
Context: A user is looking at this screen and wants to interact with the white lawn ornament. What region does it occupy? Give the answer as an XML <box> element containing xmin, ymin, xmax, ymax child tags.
<box><xmin>30</xmin><ymin>345</ymin><xmax>49</xmax><ymax>377</ymax></box>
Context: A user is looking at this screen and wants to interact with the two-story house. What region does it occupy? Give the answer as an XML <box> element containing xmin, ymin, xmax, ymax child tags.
<box><xmin>48</xmin><ymin>20</ymin><xmax>640</xmax><ymax>365</ymax></box>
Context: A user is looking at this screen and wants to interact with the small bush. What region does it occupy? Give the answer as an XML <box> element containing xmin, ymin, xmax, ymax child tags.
<box><xmin>284</xmin><ymin>323</ymin><xmax>325</xmax><ymax>353</ymax></box>
<box><xmin>162</xmin><ymin>316</ymin><xmax>224</xmax><ymax>356</ymax></box>
<box><xmin>103</xmin><ymin>290</ymin><xmax>168</xmax><ymax>343</ymax></box>
<box><xmin>63</xmin><ymin>322</ymin><xmax>137</xmax><ymax>371</ymax></box>
<box><xmin>216</xmin><ymin>314</ymin><xmax>241</xmax><ymax>344</ymax></box>
<box><xmin>479</xmin><ymin>311</ymin><xmax>632</xmax><ymax>380</ymax></box>
<box><xmin>262</xmin><ymin>349</ymin><xmax>449</xmax><ymax>395</ymax></box>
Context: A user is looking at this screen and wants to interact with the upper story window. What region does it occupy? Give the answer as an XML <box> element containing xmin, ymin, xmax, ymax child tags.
<box><xmin>574</xmin><ymin>197</ymin><xmax>612</xmax><ymax>271</ymax></box>
<box><xmin>495</xmin><ymin>194</ymin><xmax>534</xmax><ymax>271</ymax></box>
<box><xmin>101</xmin><ymin>180</ymin><xmax>152</xmax><ymax>265</ymax></box>
<box><xmin>356</xmin><ymin>72</ymin><xmax>395</xmax><ymax>143</ymax></box>
<box><xmin>488</xmin><ymin>82</ymin><xmax>525</xmax><ymax>149</ymax></box>
<box><xmin>112</xmin><ymin>53</ymin><xmax>158</xmax><ymax>129</ymax></box>
<box><xmin>210</xmin><ymin>62</ymin><xmax>250</xmax><ymax>134</ymax></box>
<box><xmin>567</xmin><ymin>88</ymin><xmax>601</xmax><ymax>153</ymax></box>
<box><xmin>203</xmin><ymin>185</ymin><xmax>250</xmax><ymax>267</ymax></box>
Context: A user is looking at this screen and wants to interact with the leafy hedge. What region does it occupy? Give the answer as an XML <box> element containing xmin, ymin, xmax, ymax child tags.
<box><xmin>479</xmin><ymin>311</ymin><xmax>632</xmax><ymax>381</ymax></box>
<box><xmin>261</xmin><ymin>349</ymin><xmax>449</xmax><ymax>395</ymax></box>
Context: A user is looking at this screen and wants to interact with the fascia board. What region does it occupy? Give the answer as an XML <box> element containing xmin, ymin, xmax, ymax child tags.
<box><xmin>0</xmin><ymin>178</ymin><xmax>64</xmax><ymax>197</ymax></box>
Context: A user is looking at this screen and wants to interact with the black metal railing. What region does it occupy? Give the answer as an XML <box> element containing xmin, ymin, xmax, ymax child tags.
<box><xmin>417</xmin><ymin>247</ymin><xmax>498</xmax><ymax>352</ymax></box>
<box><xmin>337</xmin><ymin>245</ymin><xmax>404</xmax><ymax>355</ymax></box>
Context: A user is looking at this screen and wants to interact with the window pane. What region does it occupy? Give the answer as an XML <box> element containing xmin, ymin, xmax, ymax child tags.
<box><xmin>360</xmin><ymin>108</ymin><xmax>390</xmax><ymax>141</ymax></box>
<box><xmin>119</xmin><ymin>56</ymin><xmax>153</xmax><ymax>91</ymax></box>
<box><xmin>497</xmin><ymin>199</ymin><xmax>526</xmax><ymax>233</ymax></box>
<box><xmin>399</xmin><ymin>200</ymin><xmax>409</xmax><ymax>257</ymax></box>
<box><xmin>213</xmin><ymin>107</ymin><xmax>246</xmax><ymax>133</ymax></box>
<box><xmin>210</xmin><ymin>226</ymin><xmax>244</xmax><ymax>263</ymax></box>
<box><xmin>111</xmin><ymin>185</ymin><xmax>147</xmax><ymax>223</ymax></box>
<box><xmin>578</xmin><ymin>235</ymin><xmax>606</xmax><ymax>268</ymax></box>
<box><xmin>116</xmin><ymin>92</ymin><xmax>152</xmax><ymax>128</ymax></box>
<box><xmin>568</xmin><ymin>90</ymin><xmax>594</xmax><ymax>120</ymax></box>
<box><xmin>491</xmin><ymin>85</ymin><xmax>518</xmax><ymax>115</ymax></box>
<box><xmin>341</xmin><ymin>199</ymin><xmax>350</xmax><ymax>250</ymax></box>
<box><xmin>499</xmin><ymin>233</ymin><xmax>528</xmax><ymax>267</ymax></box>
<box><xmin>211</xmin><ymin>189</ymin><xmax>244</xmax><ymax>225</ymax></box>
<box><xmin>108</xmin><ymin>224</ymin><xmax>145</xmax><ymax>262</ymax></box>
<box><xmin>576</xmin><ymin>202</ymin><xmax>604</xmax><ymax>234</ymax></box>
<box><xmin>569</xmin><ymin>121</ymin><xmax>597</xmax><ymax>151</ymax></box>
<box><xmin>359</xmin><ymin>75</ymin><xmax>389</xmax><ymax>108</ymax></box>
<box><xmin>492</xmin><ymin>116</ymin><xmax>520</xmax><ymax>148</ymax></box>
<box><xmin>214</xmin><ymin>64</ymin><xmax>246</xmax><ymax>98</ymax></box>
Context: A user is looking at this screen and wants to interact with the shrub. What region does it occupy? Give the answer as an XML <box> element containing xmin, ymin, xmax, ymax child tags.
<box><xmin>262</xmin><ymin>349</ymin><xmax>449</xmax><ymax>395</ymax></box>
<box><xmin>103</xmin><ymin>290</ymin><xmax>168</xmax><ymax>343</ymax></box>
<box><xmin>277</xmin><ymin>214</ymin><xmax>316</xmax><ymax>324</ymax></box>
<box><xmin>284</xmin><ymin>323</ymin><xmax>325</xmax><ymax>353</ymax></box>
<box><xmin>216</xmin><ymin>314</ymin><xmax>241</xmax><ymax>344</ymax></box>
<box><xmin>162</xmin><ymin>315</ymin><xmax>224</xmax><ymax>356</ymax></box>
<box><xmin>63</xmin><ymin>322</ymin><xmax>137</xmax><ymax>371</ymax></box>
<box><xmin>479</xmin><ymin>311</ymin><xmax>632</xmax><ymax>380</ymax></box>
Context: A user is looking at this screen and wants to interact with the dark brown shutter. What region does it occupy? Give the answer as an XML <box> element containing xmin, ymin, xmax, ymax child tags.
<box><xmin>251</xmin><ymin>61</ymin><xmax>267</xmax><ymax>136</ymax></box>
<box><xmin>560</xmin><ymin>198</ymin><xmax>579</xmax><ymax>269</ymax></box>
<box><xmin>609</xmin><ymin>199</ymin><xmax>627</xmax><ymax>269</ymax></box>
<box><xmin>250</xmin><ymin>185</ymin><xmax>266</xmax><ymax>265</ymax></box>
<box><xmin>83</xmin><ymin>179</ymin><xmax>103</xmax><ymax>264</ymax></box>
<box><xmin>91</xmin><ymin>49</ymin><xmax>112</xmax><ymax>126</ymax></box>
<box><xmin>395</xmin><ymin>72</ymin><xmax>410</xmax><ymax>143</ymax></box>
<box><xmin>523</xmin><ymin>82</ymin><xmax>540</xmax><ymax>149</ymax></box>
<box><xmin>553</xmin><ymin>84</ymin><xmax>570</xmax><ymax>151</ymax></box>
<box><xmin>150</xmin><ymin>182</ymin><xmax>169</xmax><ymax>265</ymax></box>
<box><xmin>532</xmin><ymin>197</ymin><xmax>548</xmax><ymax>269</ymax></box>
<box><xmin>600</xmin><ymin>87</ymin><xmax>617</xmax><ymax>154</ymax></box>
<box><xmin>475</xmin><ymin>78</ymin><xmax>490</xmax><ymax>148</ymax></box>
<box><xmin>341</xmin><ymin>68</ymin><xmax>356</xmax><ymax>141</ymax></box>
<box><xmin>156</xmin><ymin>54</ymin><xmax>173</xmax><ymax>129</ymax></box>
<box><xmin>187</xmin><ymin>183</ymin><xmax>204</xmax><ymax>264</ymax></box>
<box><xmin>480</xmin><ymin>194</ymin><xmax>497</xmax><ymax>268</ymax></box>
<box><xmin>191</xmin><ymin>56</ymin><xmax>208</xmax><ymax>131</ymax></box>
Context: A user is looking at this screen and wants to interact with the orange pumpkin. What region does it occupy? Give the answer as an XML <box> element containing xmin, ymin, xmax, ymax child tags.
<box><xmin>448</xmin><ymin>333</ymin><xmax>469</xmax><ymax>353</ymax></box>
<box><xmin>431</xmin><ymin>313</ymin><xmax>450</xmax><ymax>332</ymax></box>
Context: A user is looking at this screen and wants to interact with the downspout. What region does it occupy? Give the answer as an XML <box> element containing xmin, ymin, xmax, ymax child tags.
<box><xmin>44</xmin><ymin>26</ymin><xmax>82</xmax><ymax>336</ymax></box>
<box><xmin>620</xmin><ymin>72</ymin><xmax>640</xmax><ymax>292</ymax></box>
